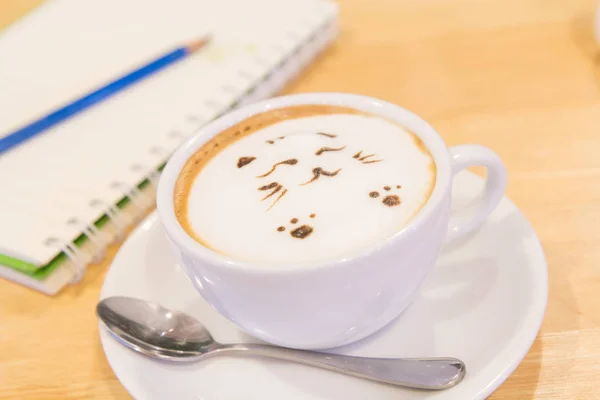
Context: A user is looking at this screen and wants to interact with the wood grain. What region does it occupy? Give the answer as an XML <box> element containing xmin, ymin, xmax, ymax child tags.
<box><xmin>2</xmin><ymin>0</ymin><xmax>600</xmax><ymax>398</ymax></box>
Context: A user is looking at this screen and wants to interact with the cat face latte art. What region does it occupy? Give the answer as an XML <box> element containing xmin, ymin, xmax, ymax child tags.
<box><xmin>173</xmin><ymin>105</ymin><xmax>436</xmax><ymax>264</ymax></box>
<box><xmin>158</xmin><ymin>93</ymin><xmax>506</xmax><ymax>349</ymax></box>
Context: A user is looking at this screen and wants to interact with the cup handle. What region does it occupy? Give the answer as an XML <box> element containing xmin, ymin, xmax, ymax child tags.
<box><xmin>446</xmin><ymin>144</ymin><xmax>507</xmax><ymax>243</ymax></box>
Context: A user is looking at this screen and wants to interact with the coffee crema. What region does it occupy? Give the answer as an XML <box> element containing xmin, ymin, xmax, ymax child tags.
<box><xmin>174</xmin><ymin>105</ymin><xmax>436</xmax><ymax>264</ymax></box>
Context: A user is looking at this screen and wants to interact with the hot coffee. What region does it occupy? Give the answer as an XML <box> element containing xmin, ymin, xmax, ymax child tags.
<box><xmin>174</xmin><ymin>105</ymin><xmax>436</xmax><ymax>264</ymax></box>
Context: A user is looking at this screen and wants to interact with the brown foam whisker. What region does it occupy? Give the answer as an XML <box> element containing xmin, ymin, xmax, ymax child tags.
<box><xmin>316</xmin><ymin>132</ymin><xmax>336</xmax><ymax>138</ymax></box>
<box><xmin>353</xmin><ymin>150</ymin><xmax>382</xmax><ymax>164</ymax></box>
<box><xmin>266</xmin><ymin>188</ymin><xmax>288</xmax><ymax>211</ymax></box>
<box><xmin>261</xmin><ymin>184</ymin><xmax>282</xmax><ymax>201</ymax></box>
<box><xmin>300</xmin><ymin>167</ymin><xmax>342</xmax><ymax>186</ymax></box>
<box><xmin>315</xmin><ymin>146</ymin><xmax>346</xmax><ymax>156</ymax></box>
<box><xmin>256</xmin><ymin>158</ymin><xmax>298</xmax><ymax>178</ymax></box>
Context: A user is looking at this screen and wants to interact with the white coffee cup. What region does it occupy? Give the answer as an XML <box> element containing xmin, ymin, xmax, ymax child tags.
<box><xmin>157</xmin><ymin>93</ymin><xmax>507</xmax><ymax>350</ymax></box>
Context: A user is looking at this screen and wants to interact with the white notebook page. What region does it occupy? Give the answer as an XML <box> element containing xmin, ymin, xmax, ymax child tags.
<box><xmin>0</xmin><ymin>0</ymin><xmax>337</xmax><ymax>265</ymax></box>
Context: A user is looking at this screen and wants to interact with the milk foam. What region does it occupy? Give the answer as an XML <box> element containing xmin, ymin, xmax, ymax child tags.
<box><xmin>185</xmin><ymin>113</ymin><xmax>435</xmax><ymax>264</ymax></box>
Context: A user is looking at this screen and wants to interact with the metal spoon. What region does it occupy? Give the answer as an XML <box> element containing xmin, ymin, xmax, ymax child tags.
<box><xmin>97</xmin><ymin>296</ymin><xmax>466</xmax><ymax>390</ymax></box>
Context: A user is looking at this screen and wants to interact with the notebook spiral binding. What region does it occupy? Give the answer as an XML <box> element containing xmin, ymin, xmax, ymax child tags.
<box><xmin>44</xmin><ymin>237</ymin><xmax>90</xmax><ymax>283</ymax></box>
<box><xmin>66</xmin><ymin>217</ymin><xmax>109</xmax><ymax>262</ymax></box>
<box><xmin>52</xmin><ymin>12</ymin><xmax>338</xmax><ymax>284</ymax></box>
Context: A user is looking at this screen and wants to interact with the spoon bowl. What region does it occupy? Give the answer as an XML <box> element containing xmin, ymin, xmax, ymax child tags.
<box><xmin>97</xmin><ymin>296</ymin><xmax>466</xmax><ymax>390</ymax></box>
<box><xmin>97</xmin><ymin>296</ymin><xmax>218</xmax><ymax>359</ymax></box>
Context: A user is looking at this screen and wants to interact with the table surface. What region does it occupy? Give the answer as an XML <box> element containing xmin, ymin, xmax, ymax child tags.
<box><xmin>2</xmin><ymin>0</ymin><xmax>600</xmax><ymax>398</ymax></box>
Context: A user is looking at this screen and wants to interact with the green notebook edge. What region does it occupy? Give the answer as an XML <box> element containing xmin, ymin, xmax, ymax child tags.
<box><xmin>0</xmin><ymin>165</ymin><xmax>163</xmax><ymax>281</ymax></box>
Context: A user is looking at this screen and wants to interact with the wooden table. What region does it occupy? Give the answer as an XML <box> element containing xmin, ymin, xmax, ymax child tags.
<box><xmin>2</xmin><ymin>0</ymin><xmax>600</xmax><ymax>398</ymax></box>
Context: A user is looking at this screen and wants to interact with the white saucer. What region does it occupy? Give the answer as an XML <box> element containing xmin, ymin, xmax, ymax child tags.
<box><xmin>99</xmin><ymin>171</ymin><xmax>548</xmax><ymax>400</ymax></box>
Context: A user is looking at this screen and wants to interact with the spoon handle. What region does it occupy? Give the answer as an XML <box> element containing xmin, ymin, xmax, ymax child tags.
<box><xmin>217</xmin><ymin>344</ymin><xmax>465</xmax><ymax>390</ymax></box>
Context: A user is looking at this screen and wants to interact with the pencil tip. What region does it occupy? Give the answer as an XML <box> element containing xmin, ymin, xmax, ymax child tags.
<box><xmin>187</xmin><ymin>36</ymin><xmax>211</xmax><ymax>53</ymax></box>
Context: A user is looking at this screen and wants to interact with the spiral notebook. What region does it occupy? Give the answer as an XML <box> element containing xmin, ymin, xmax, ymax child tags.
<box><xmin>0</xmin><ymin>0</ymin><xmax>339</xmax><ymax>295</ymax></box>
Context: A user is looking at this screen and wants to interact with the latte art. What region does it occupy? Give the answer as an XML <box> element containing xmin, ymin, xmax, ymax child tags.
<box><xmin>174</xmin><ymin>105</ymin><xmax>436</xmax><ymax>264</ymax></box>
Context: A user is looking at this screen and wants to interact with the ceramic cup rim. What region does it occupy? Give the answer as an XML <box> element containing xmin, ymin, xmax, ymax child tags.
<box><xmin>156</xmin><ymin>92</ymin><xmax>452</xmax><ymax>275</ymax></box>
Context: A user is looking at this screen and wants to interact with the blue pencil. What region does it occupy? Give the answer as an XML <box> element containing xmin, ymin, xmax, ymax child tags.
<box><xmin>0</xmin><ymin>37</ymin><xmax>210</xmax><ymax>155</ymax></box>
